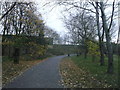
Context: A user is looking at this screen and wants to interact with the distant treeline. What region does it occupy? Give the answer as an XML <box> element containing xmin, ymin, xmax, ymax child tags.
<box><xmin>47</xmin><ymin>43</ymin><xmax>120</xmax><ymax>56</ymax></box>
<box><xmin>47</xmin><ymin>44</ymin><xmax>78</xmax><ymax>55</ymax></box>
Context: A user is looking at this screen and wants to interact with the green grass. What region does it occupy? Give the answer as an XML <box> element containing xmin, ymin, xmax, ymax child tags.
<box><xmin>71</xmin><ymin>55</ymin><xmax>118</xmax><ymax>88</ymax></box>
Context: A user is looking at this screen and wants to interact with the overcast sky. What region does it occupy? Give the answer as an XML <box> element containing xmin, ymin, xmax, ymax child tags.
<box><xmin>35</xmin><ymin>0</ymin><xmax>68</xmax><ymax>37</ymax></box>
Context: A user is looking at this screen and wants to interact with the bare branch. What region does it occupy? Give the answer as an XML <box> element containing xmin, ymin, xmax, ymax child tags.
<box><xmin>117</xmin><ymin>26</ymin><xmax>120</xmax><ymax>44</ymax></box>
<box><xmin>0</xmin><ymin>2</ymin><xmax>16</xmax><ymax>21</ymax></box>
<box><xmin>108</xmin><ymin>0</ymin><xmax>115</xmax><ymax>32</ymax></box>
<box><xmin>59</xmin><ymin>1</ymin><xmax>96</xmax><ymax>13</ymax></box>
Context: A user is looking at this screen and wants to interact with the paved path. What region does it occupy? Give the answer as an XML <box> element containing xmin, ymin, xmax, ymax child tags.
<box><xmin>4</xmin><ymin>55</ymin><xmax>67</xmax><ymax>88</ymax></box>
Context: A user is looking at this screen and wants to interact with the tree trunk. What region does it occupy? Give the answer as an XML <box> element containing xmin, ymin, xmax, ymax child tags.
<box><xmin>14</xmin><ymin>47</ymin><xmax>20</xmax><ymax>64</ymax></box>
<box><xmin>117</xmin><ymin>26</ymin><xmax>120</xmax><ymax>56</ymax></box>
<box><xmin>3</xmin><ymin>18</ymin><xmax>7</xmax><ymax>35</ymax></box>
<box><xmin>100</xmin><ymin>2</ymin><xmax>114</xmax><ymax>74</ymax></box>
<box><xmin>95</xmin><ymin>2</ymin><xmax>104</xmax><ymax>66</ymax></box>
<box><xmin>2</xmin><ymin>45</ymin><xmax>5</xmax><ymax>56</ymax></box>
<box><xmin>100</xmin><ymin>43</ymin><xmax>104</xmax><ymax>66</ymax></box>
<box><xmin>2</xmin><ymin>37</ymin><xmax>5</xmax><ymax>56</ymax></box>
<box><xmin>8</xmin><ymin>41</ymin><xmax>10</xmax><ymax>57</ymax></box>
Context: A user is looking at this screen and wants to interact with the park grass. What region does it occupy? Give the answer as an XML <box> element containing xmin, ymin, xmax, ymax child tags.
<box><xmin>60</xmin><ymin>55</ymin><xmax>118</xmax><ymax>88</ymax></box>
<box><xmin>2</xmin><ymin>57</ymin><xmax>47</xmax><ymax>86</ymax></box>
<box><xmin>72</xmin><ymin>55</ymin><xmax>118</xmax><ymax>87</ymax></box>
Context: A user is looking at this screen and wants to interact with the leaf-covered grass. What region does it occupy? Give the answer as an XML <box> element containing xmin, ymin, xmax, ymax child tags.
<box><xmin>72</xmin><ymin>55</ymin><xmax>118</xmax><ymax>87</ymax></box>
<box><xmin>60</xmin><ymin>55</ymin><xmax>118</xmax><ymax>88</ymax></box>
<box><xmin>2</xmin><ymin>58</ymin><xmax>47</xmax><ymax>86</ymax></box>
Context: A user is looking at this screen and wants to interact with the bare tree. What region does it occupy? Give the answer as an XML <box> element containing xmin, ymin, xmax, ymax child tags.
<box><xmin>99</xmin><ymin>1</ymin><xmax>115</xmax><ymax>73</ymax></box>
<box><xmin>44</xmin><ymin>26</ymin><xmax>62</xmax><ymax>44</ymax></box>
<box><xmin>0</xmin><ymin>2</ymin><xmax>16</xmax><ymax>21</ymax></box>
<box><xmin>95</xmin><ymin>2</ymin><xmax>105</xmax><ymax>66</ymax></box>
<box><xmin>62</xmin><ymin>9</ymin><xmax>97</xmax><ymax>58</ymax></box>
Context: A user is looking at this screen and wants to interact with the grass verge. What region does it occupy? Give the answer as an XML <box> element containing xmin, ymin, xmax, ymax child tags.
<box><xmin>60</xmin><ymin>55</ymin><xmax>118</xmax><ymax>88</ymax></box>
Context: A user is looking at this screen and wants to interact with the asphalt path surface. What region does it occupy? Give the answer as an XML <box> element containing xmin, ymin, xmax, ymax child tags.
<box><xmin>3</xmin><ymin>55</ymin><xmax>67</xmax><ymax>88</ymax></box>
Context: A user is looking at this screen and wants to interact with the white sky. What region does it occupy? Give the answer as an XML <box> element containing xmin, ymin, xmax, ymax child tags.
<box><xmin>35</xmin><ymin>0</ymin><xmax>68</xmax><ymax>37</ymax></box>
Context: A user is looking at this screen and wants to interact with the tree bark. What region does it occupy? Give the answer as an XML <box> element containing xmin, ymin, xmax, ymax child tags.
<box><xmin>100</xmin><ymin>2</ymin><xmax>114</xmax><ymax>74</ymax></box>
<box><xmin>14</xmin><ymin>47</ymin><xmax>20</xmax><ymax>64</ymax></box>
<box><xmin>95</xmin><ymin>2</ymin><xmax>104</xmax><ymax>66</ymax></box>
<box><xmin>117</xmin><ymin>26</ymin><xmax>120</xmax><ymax>56</ymax></box>
<box><xmin>0</xmin><ymin>2</ymin><xmax>16</xmax><ymax>21</ymax></box>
